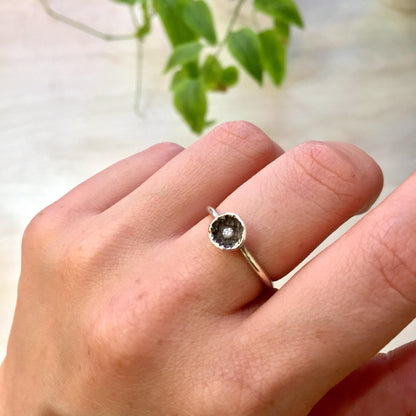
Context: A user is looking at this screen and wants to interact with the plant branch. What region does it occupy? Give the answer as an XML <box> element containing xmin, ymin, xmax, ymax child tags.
<box><xmin>39</xmin><ymin>0</ymin><xmax>137</xmax><ymax>41</ymax></box>
<box><xmin>128</xmin><ymin>4</ymin><xmax>145</xmax><ymax>117</ymax></box>
<box><xmin>129</xmin><ymin>5</ymin><xmax>140</xmax><ymax>29</ymax></box>
<box><xmin>216</xmin><ymin>0</ymin><xmax>247</xmax><ymax>57</ymax></box>
<box><xmin>134</xmin><ymin>39</ymin><xmax>144</xmax><ymax>117</ymax></box>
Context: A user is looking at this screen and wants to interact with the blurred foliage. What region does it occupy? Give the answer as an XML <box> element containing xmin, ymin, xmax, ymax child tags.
<box><xmin>41</xmin><ymin>0</ymin><xmax>303</xmax><ymax>134</ymax></box>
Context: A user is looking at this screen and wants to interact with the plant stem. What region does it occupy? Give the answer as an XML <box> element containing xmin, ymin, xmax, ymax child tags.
<box><xmin>39</xmin><ymin>0</ymin><xmax>136</xmax><ymax>41</ymax></box>
<box><xmin>128</xmin><ymin>5</ymin><xmax>144</xmax><ymax>117</ymax></box>
<box><xmin>129</xmin><ymin>5</ymin><xmax>140</xmax><ymax>29</ymax></box>
<box><xmin>134</xmin><ymin>39</ymin><xmax>144</xmax><ymax>117</ymax></box>
<box><xmin>216</xmin><ymin>0</ymin><xmax>247</xmax><ymax>57</ymax></box>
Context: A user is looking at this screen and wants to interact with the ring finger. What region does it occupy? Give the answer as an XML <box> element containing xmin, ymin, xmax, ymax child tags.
<box><xmin>179</xmin><ymin>140</ymin><xmax>383</xmax><ymax>309</ymax></box>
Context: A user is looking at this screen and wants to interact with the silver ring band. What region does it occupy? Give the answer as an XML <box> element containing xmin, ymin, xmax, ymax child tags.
<box><xmin>207</xmin><ymin>206</ymin><xmax>273</xmax><ymax>288</ymax></box>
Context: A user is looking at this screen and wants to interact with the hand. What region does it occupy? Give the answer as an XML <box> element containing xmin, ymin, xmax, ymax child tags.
<box><xmin>1</xmin><ymin>121</ymin><xmax>415</xmax><ymax>415</ymax></box>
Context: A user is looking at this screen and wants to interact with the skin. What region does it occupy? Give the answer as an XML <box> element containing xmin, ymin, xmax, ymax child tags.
<box><xmin>0</xmin><ymin>121</ymin><xmax>415</xmax><ymax>415</ymax></box>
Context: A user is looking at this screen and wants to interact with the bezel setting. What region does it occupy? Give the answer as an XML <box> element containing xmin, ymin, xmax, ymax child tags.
<box><xmin>208</xmin><ymin>213</ymin><xmax>246</xmax><ymax>250</ymax></box>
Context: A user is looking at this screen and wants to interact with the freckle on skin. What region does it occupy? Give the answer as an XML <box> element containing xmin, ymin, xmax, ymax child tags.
<box><xmin>313</xmin><ymin>328</ymin><xmax>329</xmax><ymax>343</ymax></box>
<box><xmin>135</xmin><ymin>291</ymin><xmax>148</xmax><ymax>302</ymax></box>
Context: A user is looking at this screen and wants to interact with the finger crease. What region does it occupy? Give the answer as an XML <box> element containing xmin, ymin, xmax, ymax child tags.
<box><xmin>375</xmin><ymin>239</ymin><xmax>416</xmax><ymax>306</ymax></box>
<box><xmin>216</xmin><ymin>128</ymin><xmax>268</xmax><ymax>163</ymax></box>
<box><xmin>291</xmin><ymin>156</ymin><xmax>352</xmax><ymax>199</ymax></box>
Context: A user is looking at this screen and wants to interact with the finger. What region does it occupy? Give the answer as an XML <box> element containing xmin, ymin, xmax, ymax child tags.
<box><xmin>309</xmin><ymin>340</ymin><xmax>416</xmax><ymax>415</ymax></box>
<box><xmin>106</xmin><ymin>121</ymin><xmax>283</xmax><ymax>237</ymax></box>
<box><xmin>56</xmin><ymin>142</ymin><xmax>184</xmax><ymax>214</ymax></box>
<box><xmin>180</xmin><ymin>141</ymin><xmax>383</xmax><ymax>308</ymax></box>
<box><xmin>239</xmin><ymin>171</ymin><xmax>416</xmax><ymax>415</ymax></box>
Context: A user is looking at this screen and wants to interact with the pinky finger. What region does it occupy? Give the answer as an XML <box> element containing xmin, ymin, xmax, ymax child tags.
<box><xmin>54</xmin><ymin>142</ymin><xmax>183</xmax><ymax>214</ymax></box>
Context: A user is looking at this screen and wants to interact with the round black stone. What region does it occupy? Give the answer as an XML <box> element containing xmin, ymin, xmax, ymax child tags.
<box><xmin>209</xmin><ymin>213</ymin><xmax>245</xmax><ymax>250</ymax></box>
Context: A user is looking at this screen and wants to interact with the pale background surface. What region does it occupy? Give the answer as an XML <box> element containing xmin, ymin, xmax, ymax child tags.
<box><xmin>0</xmin><ymin>0</ymin><xmax>415</xmax><ymax>360</ymax></box>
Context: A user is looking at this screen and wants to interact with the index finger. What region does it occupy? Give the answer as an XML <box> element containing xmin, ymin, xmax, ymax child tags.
<box><xmin>238</xmin><ymin>171</ymin><xmax>416</xmax><ymax>414</ymax></box>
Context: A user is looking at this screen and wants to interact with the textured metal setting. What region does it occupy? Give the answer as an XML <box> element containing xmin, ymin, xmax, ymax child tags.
<box><xmin>208</xmin><ymin>213</ymin><xmax>246</xmax><ymax>250</ymax></box>
<box><xmin>207</xmin><ymin>206</ymin><xmax>273</xmax><ymax>288</ymax></box>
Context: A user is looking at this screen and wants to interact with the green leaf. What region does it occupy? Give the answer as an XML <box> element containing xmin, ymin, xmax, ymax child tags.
<box><xmin>221</xmin><ymin>66</ymin><xmax>239</xmax><ymax>87</ymax></box>
<box><xmin>227</xmin><ymin>28</ymin><xmax>263</xmax><ymax>84</ymax></box>
<box><xmin>173</xmin><ymin>78</ymin><xmax>207</xmax><ymax>134</ymax></box>
<box><xmin>201</xmin><ymin>56</ymin><xmax>239</xmax><ymax>92</ymax></box>
<box><xmin>134</xmin><ymin>0</ymin><xmax>151</xmax><ymax>40</ymax></box>
<box><xmin>204</xmin><ymin>119</ymin><xmax>216</xmax><ymax>128</ymax></box>
<box><xmin>170</xmin><ymin>68</ymin><xmax>190</xmax><ymax>91</ymax></box>
<box><xmin>153</xmin><ymin>0</ymin><xmax>198</xmax><ymax>46</ymax></box>
<box><xmin>182</xmin><ymin>1</ymin><xmax>217</xmax><ymax>45</ymax></box>
<box><xmin>274</xmin><ymin>19</ymin><xmax>290</xmax><ymax>43</ymax></box>
<box><xmin>201</xmin><ymin>54</ymin><xmax>223</xmax><ymax>90</ymax></box>
<box><xmin>165</xmin><ymin>41</ymin><xmax>203</xmax><ymax>72</ymax></box>
<box><xmin>259</xmin><ymin>30</ymin><xmax>286</xmax><ymax>85</ymax></box>
<box><xmin>254</xmin><ymin>0</ymin><xmax>304</xmax><ymax>28</ymax></box>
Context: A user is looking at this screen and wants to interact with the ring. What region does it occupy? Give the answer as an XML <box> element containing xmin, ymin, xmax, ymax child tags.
<box><xmin>207</xmin><ymin>206</ymin><xmax>273</xmax><ymax>288</ymax></box>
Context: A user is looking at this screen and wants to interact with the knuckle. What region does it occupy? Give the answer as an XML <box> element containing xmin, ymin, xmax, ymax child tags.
<box><xmin>367</xmin><ymin>215</ymin><xmax>416</xmax><ymax>304</ymax></box>
<box><xmin>214</xmin><ymin>121</ymin><xmax>280</xmax><ymax>164</ymax></box>
<box><xmin>22</xmin><ymin>205</ymin><xmax>64</xmax><ymax>252</ymax></box>
<box><xmin>57</xmin><ymin>233</ymin><xmax>98</xmax><ymax>280</ymax></box>
<box><xmin>22</xmin><ymin>206</ymin><xmax>96</xmax><ymax>279</ymax></box>
<box><xmin>202</xmin><ymin>332</ymin><xmax>271</xmax><ymax>416</ymax></box>
<box><xmin>83</xmin><ymin>289</ymin><xmax>171</xmax><ymax>376</ymax></box>
<box><xmin>83</xmin><ymin>299</ymin><xmax>144</xmax><ymax>371</ymax></box>
<box><xmin>289</xmin><ymin>141</ymin><xmax>361</xmax><ymax>204</ymax></box>
<box><xmin>196</xmin><ymin>362</ymin><xmax>259</xmax><ymax>415</ymax></box>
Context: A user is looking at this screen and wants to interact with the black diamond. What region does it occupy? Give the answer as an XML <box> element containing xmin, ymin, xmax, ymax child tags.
<box><xmin>209</xmin><ymin>213</ymin><xmax>245</xmax><ymax>250</ymax></box>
